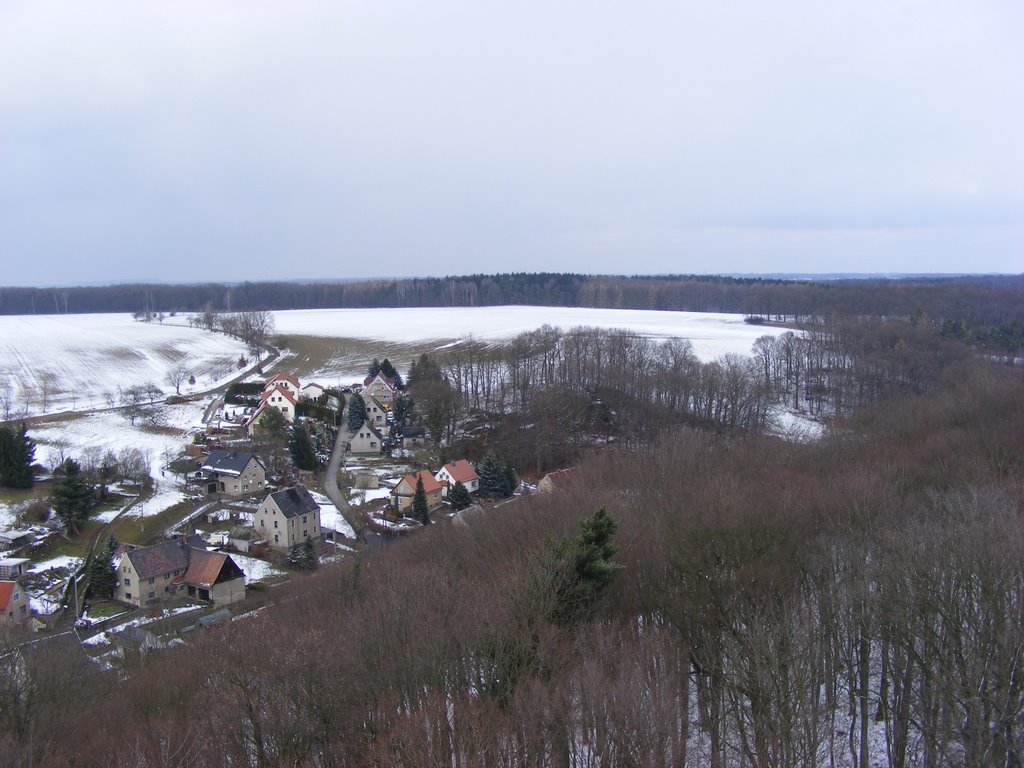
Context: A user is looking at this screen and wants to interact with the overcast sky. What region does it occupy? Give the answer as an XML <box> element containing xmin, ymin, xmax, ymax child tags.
<box><xmin>1</xmin><ymin>1</ymin><xmax>1021</xmax><ymax>287</ymax></box>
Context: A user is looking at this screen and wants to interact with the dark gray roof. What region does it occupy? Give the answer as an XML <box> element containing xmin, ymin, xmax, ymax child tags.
<box><xmin>201</xmin><ymin>450</ymin><xmax>263</xmax><ymax>477</ymax></box>
<box><xmin>198</xmin><ymin>608</ymin><xmax>232</xmax><ymax>628</ymax></box>
<box><xmin>228</xmin><ymin>526</ymin><xmax>259</xmax><ymax>541</ymax></box>
<box><xmin>269</xmin><ymin>485</ymin><xmax>320</xmax><ymax>520</ymax></box>
<box><xmin>401</xmin><ymin>426</ymin><xmax>426</xmax><ymax>438</ymax></box>
<box><xmin>125</xmin><ymin>535</ymin><xmax>205</xmax><ymax>580</ymax></box>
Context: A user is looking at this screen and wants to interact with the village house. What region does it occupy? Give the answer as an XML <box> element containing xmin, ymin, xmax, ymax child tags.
<box><xmin>253</xmin><ymin>485</ymin><xmax>322</xmax><ymax>550</ymax></box>
<box><xmin>114</xmin><ymin>535</ymin><xmax>246</xmax><ymax>607</ymax></box>
<box><xmin>537</xmin><ymin>468</ymin><xmax>575</xmax><ymax>494</ymax></box>
<box><xmin>392</xmin><ymin>470</ymin><xmax>445</xmax><ymax>515</ymax></box>
<box><xmin>264</xmin><ymin>372</ymin><xmax>300</xmax><ymax>397</ymax></box>
<box><xmin>435</xmin><ymin>459</ymin><xmax>480</xmax><ymax>496</ymax></box>
<box><xmin>400</xmin><ymin>425</ymin><xmax>427</xmax><ymax>449</ymax></box>
<box><xmin>247</xmin><ymin>384</ymin><xmax>298</xmax><ymax>435</ymax></box>
<box><xmin>348</xmin><ymin>423</ymin><xmax>384</xmax><ymax>454</ymax></box>
<box><xmin>198</xmin><ymin>450</ymin><xmax>267</xmax><ymax>497</ymax></box>
<box><xmin>365</xmin><ymin>395</ymin><xmax>389</xmax><ymax>429</ymax></box>
<box><xmin>0</xmin><ymin>581</ymin><xmax>30</xmax><ymax>625</ymax></box>
<box><xmin>362</xmin><ymin>372</ymin><xmax>398</xmax><ymax>405</ymax></box>
<box><xmin>300</xmin><ymin>382</ymin><xmax>326</xmax><ymax>401</ymax></box>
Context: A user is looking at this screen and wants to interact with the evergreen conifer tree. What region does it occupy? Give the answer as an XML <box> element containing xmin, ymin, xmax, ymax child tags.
<box><xmin>476</xmin><ymin>453</ymin><xmax>516</xmax><ymax>498</ymax></box>
<box><xmin>287</xmin><ymin>540</ymin><xmax>318</xmax><ymax>570</ymax></box>
<box><xmin>412</xmin><ymin>475</ymin><xmax>430</xmax><ymax>524</ymax></box>
<box><xmin>13</xmin><ymin>425</ymin><xmax>34</xmax><ymax>488</ymax></box>
<box><xmin>0</xmin><ymin>424</ymin><xmax>34</xmax><ymax>488</ymax></box>
<box><xmin>52</xmin><ymin>459</ymin><xmax>95</xmax><ymax>534</ymax></box>
<box><xmin>541</xmin><ymin>507</ymin><xmax>624</xmax><ymax>629</ymax></box>
<box><xmin>289</xmin><ymin>424</ymin><xmax>317</xmax><ymax>471</ymax></box>
<box><xmin>88</xmin><ymin>535</ymin><xmax>119</xmax><ymax>598</ymax></box>
<box><xmin>347</xmin><ymin>393</ymin><xmax>367</xmax><ymax>431</ymax></box>
<box><xmin>447</xmin><ymin>480</ymin><xmax>472</xmax><ymax>511</ymax></box>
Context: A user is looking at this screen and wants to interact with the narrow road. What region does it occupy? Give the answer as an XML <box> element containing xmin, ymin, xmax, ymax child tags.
<box><xmin>322</xmin><ymin>400</ymin><xmax>365</xmax><ymax>538</ymax></box>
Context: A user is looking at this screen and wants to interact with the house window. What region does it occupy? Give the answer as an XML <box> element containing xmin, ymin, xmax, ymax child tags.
<box><xmin>148</xmin><ymin>592</ymin><xmax>155</xmax><ymax>599</ymax></box>
<box><xmin>274</xmin><ymin>521</ymin><xmax>278</xmax><ymax>528</ymax></box>
<box><xmin>126</xmin><ymin>593</ymin><xmax>132</xmax><ymax>600</ymax></box>
<box><xmin>302</xmin><ymin>515</ymin><xmax>307</xmax><ymax>523</ymax></box>
<box><xmin>370</xmin><ymin>442</ymin><xmax>376</xmax><ymax>448</ymax></box>
<box><xmin>274</xmin><ymin>534</ymin><xmax>279</xmax><ymax>543</ymax></box>
<box><xmin>125</xmin><ymin>578</ymin><xmax>131</xmax><ymax>586</ymax></box>
<box><xmin>148</xmin><ymin>577</ymin><xmax>154</xmax><ymax>584</ymax></box>
<box><xmin>303</xmin><ymin>530</ymin><xmax>308</xmax><ymax>537</ymax></box>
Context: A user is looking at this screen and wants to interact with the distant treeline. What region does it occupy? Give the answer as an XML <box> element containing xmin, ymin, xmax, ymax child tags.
<box><xmin>2</xmin><ymin>273</ymin><xmax>1022</xmax><ymax>326</ymax></box>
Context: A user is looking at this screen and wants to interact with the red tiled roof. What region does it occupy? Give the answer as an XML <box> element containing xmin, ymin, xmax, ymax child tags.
<box><xmin>542</xmin><ymin>468</ymin><xmax>575</xmax><ymax>487</ymax></box>
<box><xmin>182</xmin><ymin>550</ymin><xmax>230</xmax><ymax>589</ymax></box>
<box><xmin>266</xmin><ymin>372</ymin><xmax>299</xmax><ymax>388</ymax></box>
<box><xmin>363</xmin><ymin>372</ymin><xmax>397</xmax><ymax>389</ymax></box>
<box><xmin>442</xmin><ymin>459</ymin><xmax>478</xmax><ymax>484</ymax></box>
<box><xmin>396</xmin><ymin>470</ymin><xmax>444</xmax><ymax>496</ymax></box>
<box><xmin>0</xmin><ymin>581</ymin><xmax>14</xmax><ymax>611</ymax></box>
<box><xmin>260</xmin><ymin>384</ymin><xmax>298</xmax><ymax>405</ymax></box>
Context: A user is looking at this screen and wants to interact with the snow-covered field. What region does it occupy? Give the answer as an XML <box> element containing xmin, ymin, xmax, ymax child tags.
<box><xmin>270</xmin><ymin>306</ymin><xmax>789</xmax><ymax>361</ymax></box>
<box><xmin>0</xmin><ymin>313</ymin><xmax>251</xmax><ymax>416</ymax></box>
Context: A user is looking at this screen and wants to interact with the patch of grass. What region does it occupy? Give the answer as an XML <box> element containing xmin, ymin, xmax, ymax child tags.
<box><xmin>85</xmin><ymin>600</ymin><xmax>129</xmax><ymax>620</ymax></box>
<box><xmin>0</xmin><ymin>482</ymin><xmax>52</xmax><ymax>506</ymax></box>
<box><xmin>108</xmin><ymin>498</ymin><xmax>200</xmax><ymax>546</ymax></box>
<box><xmin>274</xmin><ymin>336</ymin><xmax>442</xmax><ymax>382</ymax></box>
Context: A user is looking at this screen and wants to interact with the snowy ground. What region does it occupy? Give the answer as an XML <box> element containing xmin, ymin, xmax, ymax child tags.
<box><xmin>28</xmin><ymin>401</ymin><xmax>206</xmax><ymax>519</ymax></box>
<box><xmin>310</xmin><ymin>490</ymin><xmax>357</xmax><ymax>540</ymax></box>
<box><xmin>269</xmin><ymin>306</ymin><xmax>790</xmax><ymax>362</ymax></box>
<box><xmin>0</xmin><ymin>313</ymin><xmax>252</xmax><ymax>417</ymax></box>
<box><xmin>230</xmin><ymin>553</ymin><xmax>286</xmax><ymax>583</ymax></box>
<box><xmin>81</xmin><ymin>603</ymin><xmax>205</xmax><ymax>646</ymax></box>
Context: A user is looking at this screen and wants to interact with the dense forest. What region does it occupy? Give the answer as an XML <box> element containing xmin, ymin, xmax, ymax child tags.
<box><xmin>2</xmin><ymin>290</ymin><xmax>1023</xmax><ymax>766</ymax></box>
<box><xmin>2</xmin><ymin>273</ymin><xmax>1023</xmax><ymax>339</ymax></box>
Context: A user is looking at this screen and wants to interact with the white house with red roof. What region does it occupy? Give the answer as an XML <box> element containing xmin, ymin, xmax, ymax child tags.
<box><xmin>0</xmin><ymin>581</ymin><xmax>30</xmax><ymax>625</ymax></box>
<box><xmin>435</xmin><ymin>459</ymin><xmax>480</xmax><ymax>496</ymax></box>
<box><xmin>264</xmin><ymin>372</ymin><xmax>300</xmax><ymax>397</ymax></box>
<box><xmin>247</xmin><ymin>384</ymin><xmax>298</xmax><ymax>435</ymax></box>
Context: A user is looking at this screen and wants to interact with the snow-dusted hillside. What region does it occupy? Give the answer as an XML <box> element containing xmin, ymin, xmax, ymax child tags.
<box><xmin>0</xmin><ymin>314</ymin><xmax>251</xmax><ymax>416</ymax></box>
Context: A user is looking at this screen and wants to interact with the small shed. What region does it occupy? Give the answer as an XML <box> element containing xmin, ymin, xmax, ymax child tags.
<box><xmin>0</xmin><ymin>558</ymin><xmax>30</xmax><ymax>579</ymax></box>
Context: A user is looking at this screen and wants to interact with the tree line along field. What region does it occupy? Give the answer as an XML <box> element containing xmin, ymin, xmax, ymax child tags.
<box><xmin>0</xmin><ymin>273</ymin><xmax>1021</xmax><ymax>342</ymax></box>
<box><xmin>0</xmin><ymin>290</ymin><xmax>1021</xmax><ymax>765</ymax></box>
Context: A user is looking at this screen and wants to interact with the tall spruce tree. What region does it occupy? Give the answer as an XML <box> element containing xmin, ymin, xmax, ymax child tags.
<box><xmin>289</xmin><ymin>424</ymin><xmax>317</xmax><ymax>471</ymax></box>
<box><xmin>347</xmin><ymin>393</ymin><xmax>366</xmax><ymax>431</ymax></box>
<box><xmin>52</xmin><ymin>459</ymin><xmax>95</xmax><ymax>534</ymax></box>
<box><xmin>476</xmin><ymin>453</ymin><xmax>516</xmax><ymax>498</ymax></box>
<box><xmin>447</xmin><ymin>480</ymin><xmax>472</xmax><ymax>511</ymax></box>
<box><xmin>0</xmin><ymin>424</ymin><xmax>35</xmax><ymax>489</ymax></box>
<box><xmin>88</xmin><ymin>535</ymin><xmax>119</xmax><ymax>598</ymax></box>
<box><xmin>541</xmin><ymin>507</ymin><xmax>624</xmax><ymax>629</ymax></box>
<box><xmin>412</xmin><ymin>475</ymin><xmax>430</xmax><ymax>525</ymax></box>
